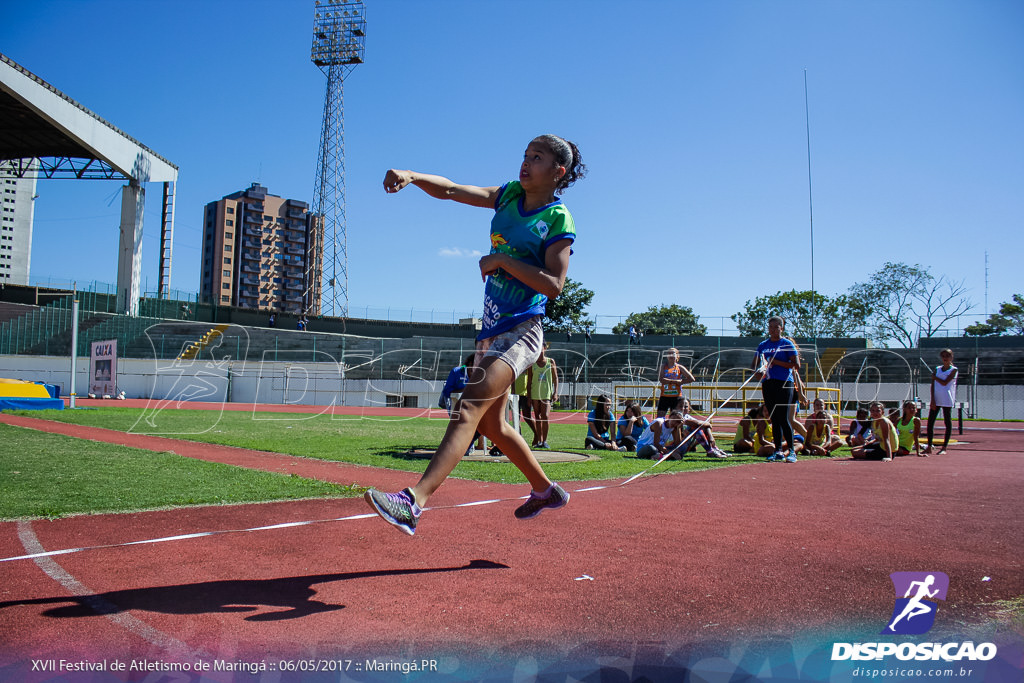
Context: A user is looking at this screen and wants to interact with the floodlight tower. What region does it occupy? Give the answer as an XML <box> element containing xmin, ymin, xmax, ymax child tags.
<box><xmin>310</xmin><ymin>0</ymin><xmax>365</xmax><ymax>317</ymax></box>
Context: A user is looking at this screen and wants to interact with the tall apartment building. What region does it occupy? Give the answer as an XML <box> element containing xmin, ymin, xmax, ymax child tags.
<box><xmin>199</xmin><ymin>183</ymin><xmax>323</xmax><ymax>315</ymax></box>
<box><xmin>0</xmin><ymin>170</ymin><xmax>36</xmax><ymax>285</ymax></box>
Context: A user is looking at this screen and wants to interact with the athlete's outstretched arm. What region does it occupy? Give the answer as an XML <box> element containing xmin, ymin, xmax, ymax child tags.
<box><xmin>383</xmin><ymin>169</ymin><xmax>500</xmax><ymax>209</ymax></box>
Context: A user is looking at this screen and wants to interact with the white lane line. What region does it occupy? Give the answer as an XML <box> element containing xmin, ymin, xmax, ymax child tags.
<box><xmin>15</xmin><ymin>520</ymin><xmax>203</xmax><ymax>658</ymax></box>
<box><xmin>2</xmin><ymin>472</ymin><xmax>692</xmax><ymax>563</ymax></box>
<box><xmin>2</xmin><ymin>512</ymin><xmax>381</xmax><ymax>563</ymax></box>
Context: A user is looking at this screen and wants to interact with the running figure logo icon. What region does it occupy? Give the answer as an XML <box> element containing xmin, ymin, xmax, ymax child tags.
<box><xmin>882</xmin><ymin>572</ymin><xmax>949</xmax><ymax>635</ymax></box>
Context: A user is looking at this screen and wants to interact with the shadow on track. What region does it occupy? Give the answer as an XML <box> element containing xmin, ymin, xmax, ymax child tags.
<box><xmin>1</xmin><ymin>559</ymin><xmax>508</xmax><ymax>622</ymax></box>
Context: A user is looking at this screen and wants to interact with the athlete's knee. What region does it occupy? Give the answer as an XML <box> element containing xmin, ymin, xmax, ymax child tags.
<box><xmin>479</xmin><ymin>408</ymin><xmax>515</xmax><ymax>441</ymax></box>
<box><xmin>451</xmin><ymin>395</ymin><xmax>493</xmax><ymax>426</ymax></box>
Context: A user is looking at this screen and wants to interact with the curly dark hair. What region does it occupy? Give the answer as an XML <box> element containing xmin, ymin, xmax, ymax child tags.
<box><xmin>534</xmin><ymin>134</ymin><xmax>586</xmax><ymax>194</ymax></box>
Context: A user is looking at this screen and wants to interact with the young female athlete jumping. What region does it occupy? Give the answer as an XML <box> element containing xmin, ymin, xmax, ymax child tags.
<box><xmin>364</xmin><ymin>135</ymin><xmax>586</xmax><ymax>535</ymax></box>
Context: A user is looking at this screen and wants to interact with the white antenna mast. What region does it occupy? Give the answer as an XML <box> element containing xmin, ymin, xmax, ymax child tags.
<box><xmin>804</xmin><ymin>69</ymin><xmax>816</xmax><ymax>337</ymax></box>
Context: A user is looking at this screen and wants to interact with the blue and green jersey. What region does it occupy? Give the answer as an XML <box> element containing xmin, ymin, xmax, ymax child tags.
<box><xmin>480</xmin><ymin>181</ymin><xmax>576</xmax><ymax>339</ymax></box>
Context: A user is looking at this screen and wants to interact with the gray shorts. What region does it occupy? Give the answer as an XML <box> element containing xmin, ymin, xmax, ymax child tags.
<box><xmin>475</xmin><ymin>316</ymin><xmax>544</xmax><ymax>378</ymax></box>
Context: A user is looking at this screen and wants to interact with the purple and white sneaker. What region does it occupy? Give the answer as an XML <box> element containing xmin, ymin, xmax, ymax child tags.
<box><xmin>514</xmin><ymin>483</ymin><xmax>569</xmax><ymax>520</ymax></box>
<box><xmin>364</xmin><ymin>487</ymin><xmax>422</xmax><ymax>535</ymax></box>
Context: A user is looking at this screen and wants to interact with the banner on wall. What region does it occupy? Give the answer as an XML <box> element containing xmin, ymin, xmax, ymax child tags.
<box><xmin>89</xmin><ymin>339</ymin><xmax>117</xmax><ymax>396</ymax></box>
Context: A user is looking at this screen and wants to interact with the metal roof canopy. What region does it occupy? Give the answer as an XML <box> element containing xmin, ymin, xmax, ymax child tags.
<box><xmin>0</xmin><ymin>52</ymin><xmax>178</xmax><ymax>313</ymax></box>
<box><xmin>0</xmin><ymin>52</ymin><xmax>177</xmax><ymax>182</ymax></box>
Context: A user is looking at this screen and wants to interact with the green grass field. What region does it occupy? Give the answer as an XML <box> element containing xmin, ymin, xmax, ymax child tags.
<box><xmin>0</xmin><ymin>423</ymin><xmax>359</xmax><ymax>520</ymax></box>
<box><xmin>2</xmin><ymin>407</ymin><xmax>850</xmax><ymax>520</ymax></box>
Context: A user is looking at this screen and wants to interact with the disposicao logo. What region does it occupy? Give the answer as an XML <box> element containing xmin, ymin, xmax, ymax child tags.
<box><xmin>882</xmin><ymin>571</ymin><xmax>948</xmax><ymax>635</ymax></box>
<box><xmin>831</xmin><ymin>571</ymin><xmax>998</xmax><ymax>663</ymax></box>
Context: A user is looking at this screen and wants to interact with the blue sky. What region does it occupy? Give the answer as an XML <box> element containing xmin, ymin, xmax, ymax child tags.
<box><xmin>2</xmin><ymin>0</ymin><xmax>1022</xmax><ymax>334</ymax></box>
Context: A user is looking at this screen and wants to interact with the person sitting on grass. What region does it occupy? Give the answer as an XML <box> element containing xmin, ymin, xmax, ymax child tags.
<box><xmin>803</xmin><ymin>398</ymin><xmax>843</xmax><ymax>456</ymax></box>
<box><xmin>789</xmin><ymin>366</ymin><xmax>810</xmax><ymax>442</ymax></box>
<box><xmin>678</xmin><ymin>397</ymin><xmax>730</xmax><ymax>458</ymax></box>
<box><xmin>757</xmin><ymin>405</ymin><xmax>804</xmax><ymax>459</ymax></box>
<box><xmin>845</xmin><ymin>407</ymin><xmax>873</xmax><ymax>447</ymax></box>
<box><xmin>894</xmin><ymin>399</ymin><xmax>923</xmax><ymax>457</ymax></box>
<box><xmin>851</xmin><ymin>401</ymin><xmax>897</xmax><ymax>462</ymax></box>
<box><xmin>635</xmin><ymin>410</ymin><xmax>686</xmax><ymax>460</ymax></box>
<box><xmin>616</xmin><ymin>401</ymin><xmax>650</xmax><ymax>452</ymax></box>
<box><xmin>754</xmin><ymin>405</ymin><xmax>777</xmax><ymax>458</ymax></box>
<box><xmin>585</xmin><ymin>395</ymin><xmax>625</xmax><ymax>451</ymax></box>
<box><xmin>732</xmin><ymin>405</ymin><xmax>763</xmax><ymax>454</ymax></box>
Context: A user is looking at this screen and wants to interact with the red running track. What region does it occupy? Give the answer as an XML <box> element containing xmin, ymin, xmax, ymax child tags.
<box><xmin>0</xmin><ymin>407</ymin><xmax>1022</xmax><ymax>681</ymax></box>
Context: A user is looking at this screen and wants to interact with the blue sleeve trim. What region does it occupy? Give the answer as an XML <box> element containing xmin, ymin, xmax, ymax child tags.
<box><xmin>494</xmin><ymin>182</ymin><xmax>511</xmax><ymax>211</ymax></box>
<box><xmin>542</xmin><ymin>233</ymin><xmax>576</xmax><ymax>251</ymax></box>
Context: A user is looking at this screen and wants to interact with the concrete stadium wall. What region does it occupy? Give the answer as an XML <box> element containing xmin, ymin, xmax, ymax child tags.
<box><xmin>2</xmin><ymin>354</ymin><xmax>1021</xmax><ymax>420</ymax></box>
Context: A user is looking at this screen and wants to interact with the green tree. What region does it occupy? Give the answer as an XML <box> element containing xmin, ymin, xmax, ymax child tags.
<box><xmin>848</xmin><ymin>262</ymin><xmax>974</xmax><ymax>347</ymax></box>
<box><xmin>731</xmin><ymin>289</ymin><xmax>869</xmax><ymax>338</ymax></box>
<box><xmin>612</xmin><ymin>304</ymin><xmax>707</xmax><ymax>336</ymax></box>
<box><xmin>544</xmin><ymin>278</ymin><xmax>595</xmax><ymax>333</ymax></box>
<box><xmin>965</xmin><ymin>294</ymin><xmax>1024</xmax><ymax>336</ymax></box>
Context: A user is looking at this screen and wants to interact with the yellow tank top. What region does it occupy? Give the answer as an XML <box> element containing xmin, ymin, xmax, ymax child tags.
<box><xmin>895</xmin><ymin>417</ymin><xmax>917</xmax><ymax>450</ymax></box>
<box><xmin>874</xmin><ymin>416</ymin><xmax>898</xmax><ymax>453</ymax></box>
<box><xmin>734</xmin><ymin>419</ymin><xmax>752</xmax><ymax>444</ymax></box>
<box><xmin>807</xmin><ymin>420</ymin><xmax>827</xmax><ymax>445</ymax></box>
<box><xmin>530</xmin><ymin>360</ymin><xmax>555</xmax><ymax>400</ymax></box>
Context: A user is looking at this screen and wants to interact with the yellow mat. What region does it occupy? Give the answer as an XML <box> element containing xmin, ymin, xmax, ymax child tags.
<box><xmin>0</xmin><ymin>378</ymin><xmax>51</xmax><ymax>398</ymax></box>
